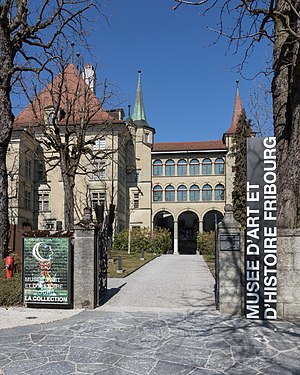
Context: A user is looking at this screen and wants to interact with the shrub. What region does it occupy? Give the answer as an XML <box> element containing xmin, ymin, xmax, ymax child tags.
<box><xmin>0</xmin><ymin>258</ymin><xmax>22</xmax><ymax>307</ymax></box>
<box><xmin>197</xmin><ymin>231</ymin><xmax>215</xmax><ymax>255</ymax></box>
<box><xmin>112</xmin><ymin>227</ymin><xmax>172</xmax><ymax>255</ymax></box>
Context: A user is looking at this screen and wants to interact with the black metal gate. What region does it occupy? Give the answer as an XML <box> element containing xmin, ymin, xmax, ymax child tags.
<box><xmin>94</xmin><ymin>203</ymin><xmax>115</xmax><ymax>306</ymax></box>
<box><xmin>214</xmin><ymin>217</ymin><xmax>220</xmax><ymax>310</ymax></box>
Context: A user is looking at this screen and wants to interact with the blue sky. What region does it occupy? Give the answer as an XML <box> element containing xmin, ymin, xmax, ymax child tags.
<box><xmin>15</xmin><ymin>0</ymin><xmax>272</xmax><ymax>143</ymax></box>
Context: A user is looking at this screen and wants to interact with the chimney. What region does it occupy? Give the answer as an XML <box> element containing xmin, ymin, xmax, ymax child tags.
<box><xmin>82</xmin><ymin>64</ymin><xmax>96</xmax><ymax>92</ymax></box>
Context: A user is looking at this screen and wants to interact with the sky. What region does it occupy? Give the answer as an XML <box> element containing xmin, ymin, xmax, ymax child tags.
<box><xmin>15</xmin><ymin>0</ymin><xmax>272</xmax><ymax>143</ymax></box>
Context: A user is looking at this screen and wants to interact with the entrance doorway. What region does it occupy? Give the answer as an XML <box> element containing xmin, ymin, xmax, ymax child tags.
<box><xmin>178</xmin><ymin>211</ymin><xmax>199</xmax><ymax>254</ymax></box>
<box><xmin>203</xmin><ymin>210</ymin><xmax>223</xmax><ymax>232</ymax></box>
<box><xmin>153</xmin><ymin>211</ymin><xmax>174</xmax><ymax>250</ymax></box>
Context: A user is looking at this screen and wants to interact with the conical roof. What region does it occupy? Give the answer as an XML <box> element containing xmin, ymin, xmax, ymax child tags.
<box><xmin>225</xmin><ymin>80</ymin><xmax>243</xmax><ymax>134</ymax></box>
<box><xmin>132</xmin><ymin>70</ymin><xmax>147</xmax><ymax>122</ymax></box>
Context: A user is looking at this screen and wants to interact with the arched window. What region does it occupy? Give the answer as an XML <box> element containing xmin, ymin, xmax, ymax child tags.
<box><xmin>189</xmin><ymin>159</ymin><xmax>200</xmax><ymax>175</ymax></box>
<box><xmin>215</xmin><ymin>158</ymin><xmax>225</xmax><ymax>175</ymax></box>
<box><xmin>153</xmin><ymin>185</ymin><xmax>163</xmax><ymax>201</ymax></box>
<box><xmin>202</xmin><ymin>184</ymin><xmax>212</xmax><ymax>201</ymax></box>
<box><xmin>190</xmin><ymin>184</ymin><xmax>200</xmax><ymax>202</ymax></box>
<box><xmin>153</xmin><ymin>160</ymin><xmax>163</xmax><ymax>176</ymax></box>
<box><xmin>215</xmin><ymin>184</ymin><xmax>225</xmax><ymax>201</ymax></box>
<box><xmin>165</xmin><ymin>185</ymin><xmax>175</xmax><ymax>202</ymax></box>
<box><xmin>202</xmin><ymin>158</ymin><xmax>212</xmax><ymax>175</ymax></box>
<box><xmin>177</xmin><ymin>159</ymin><xmax>187</xmax><ymax>176</ymax></box>
<box><xmin>177</xmin><ymin>185</ymin><xmax>187</xmax><ymax>202</ymax></box>
<box><xmin>165</xmin><ymin>159</ymin><xmax>175</xmax><ymax>176</ymax></box>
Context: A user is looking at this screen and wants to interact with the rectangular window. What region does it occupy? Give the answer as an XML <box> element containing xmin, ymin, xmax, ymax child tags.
<box><xmin>92</xmin><ymin>161</ymin><xmax>106</xmax><ymax>180</ymax></box>
<box><xmin>177</xmin><ymin>165</ymin><xmax>187</xmax><ymax>176</ymax></box>
<box><xmin>24</xmin><ymin>190</ymin><xmax>31</xmax><ymax>209</ymax></box>
<box><xmin>93</xmin><ymin>138</ymin><xmax>106</xmax><ymax>150</ymax></box>
<box><xmin>144</xmin><ymin>133</ymin><xmax>149</xmax><ymax>143</ymax></box>
<box><xmin>190</xmin><ymin>164</ymin><xmax>200</xmax><ymax>176</ymax></box>
<box><xmin>91</xmin><ymin>191</ymin><xmax>105</xmax><ymax>209</ymax></box>
<box><xmin>25</xmin><ymin>159</ymin><xmax>32</xmax><ymax>179</ymax></box>
<box><xmin>165</xmin><ymin>165</ymin><xmax>175</xmax><ymax>176</ymax></box>
<box><xmin>133</xmin><ymin>193</ymin><xmax>139</xmax><ymax>209</ymax></box>
<box><xmin>38</xmin><ymin>192</ymin><xmax>50</xmax><ymax>211</ymax></box>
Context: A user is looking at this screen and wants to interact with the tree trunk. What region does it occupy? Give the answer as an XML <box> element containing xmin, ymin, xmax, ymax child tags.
<box><xmin>60</xmin><ymin>157</ymin><xmax>75</xmax><ymax>231</ymax></box>
<box><xmin>0</xmin><ymin>24</ymin><xmax>13</xmax><ymax>258</ymax></box>
<box><xmin>273</xmin><ymin>1</ymin><xmax>300</xmax><ymax>229</ymax></box>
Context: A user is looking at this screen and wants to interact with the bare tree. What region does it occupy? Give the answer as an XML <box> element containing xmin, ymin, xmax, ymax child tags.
<box><xmin>15</xmin><ymin>60</ymin><xmax>131</xmax><ymax>232</ymax></box>
<box><xmin>173</xmin><ymin>1</ymin><xmax>300</xmax><ymax>229</ymax></box>
<box><xmin>0</xmin><ymin>0</ymin><xmax>104</xmax><ymax>257</ymax></box>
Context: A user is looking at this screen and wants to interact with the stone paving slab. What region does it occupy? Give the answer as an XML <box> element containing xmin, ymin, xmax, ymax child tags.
<box><xmin>1</xmin><ymin>255</ymin><xmax>300</xmax><ymax>374</ymax></box>
<box><xmin>0</xmin><ymin>310</ymin><xmax>300</xmax><ymax>374</ymax></box>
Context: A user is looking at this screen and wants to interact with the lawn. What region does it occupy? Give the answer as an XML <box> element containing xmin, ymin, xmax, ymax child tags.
<box><xmin>108</xmin><ymin>251</ymin><xmax>158</xmax><ymax>278</ymax></box>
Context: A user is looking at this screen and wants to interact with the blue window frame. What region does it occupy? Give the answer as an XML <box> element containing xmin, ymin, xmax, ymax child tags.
<box><xmin>202</xmin><ymin>158</ymin><xmax>212</xmax><ymax>175</ymax></box>
<box><xmin>215</xmin><ymin>158</ymin><xmax>225</xmax><ymax>175</ymax></box>
<box><xmin>177</xmin><ymin>185</ymin><xmax>187</xmax><ymax>202</ymax></box>
<box><xmin>165</xmin><ymin>185</ymin><xmax>175</xmax><ymax>202</ymax></box>
<box><xmin>165</xmin><ymin>159</ymin><xmax>175</xmax><ymax>176</ymax></box>
<box><xmin>189</xmin><ymin>159</ymin><xmax>200</xmax><ymax>175</ymax></box>
<box><xmin>215</xmin><ymin>184</ymin><xmax>225</xmax><ymax>201</ymax></box>
<box><xmin>177</xmin><ymin>159</ymin><xmax>187</xmax><ymax>176</ymax></box>
<box><xmin>153</xmin><ymin>185</ymin><xmax>163</xmax><ymax>201</ymax></box>
<box><xmin>190</xmin><ymin>185</ymin><xmax>200</xmax><ymax>202</ymax></box>
<box><xmin>202</xmin><ymin>184</ymin><xmax>212</xmax><ymax>201</ymax></box>
<box><xmin>153</xmin><ymin>160</ymin><xmax>163</xmax><ymax>176</ymax></box>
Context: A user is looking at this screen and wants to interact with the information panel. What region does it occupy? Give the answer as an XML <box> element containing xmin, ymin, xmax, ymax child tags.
<box><xmin>246</xmin><ymin>137</ymin><xmax>277</xmax><ymax>320</ymax></box>
<box><xmin>23</xmin><ymin>237</ymin><xmax>71</xmax><ymax>306</ymax></box>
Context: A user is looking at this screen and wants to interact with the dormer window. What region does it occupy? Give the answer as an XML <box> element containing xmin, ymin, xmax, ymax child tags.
<box><xmin>48</xmin><ymin>112</ymin><xmax>55</xmax><ymax>125</ymax></box>
<box><xmin>144</xmin><ymin>132</ymin><xmax>149</xmax><ymax>143</ymax></box>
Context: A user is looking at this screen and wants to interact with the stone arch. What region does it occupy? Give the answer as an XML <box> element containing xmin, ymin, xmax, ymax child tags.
<box><xmin>153</xmin><ymin>210</ymin><xmax>174</xmax><ymax>251</ymax></box>
<box><xmin>177</xmin><ymin>211</ymin><xmax>200</xmax><ymax>254</ymax></box>
<box><xmin>203</xmin><ymin>209</ymin><xmax>223</xmax><ymax>232</ymax></box>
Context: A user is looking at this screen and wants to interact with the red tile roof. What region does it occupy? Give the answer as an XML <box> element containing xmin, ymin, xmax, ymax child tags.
<box><xmin>225</xmin><ymin>85</ymin><xmax>243</xmax><ymax>134</ymax></box>
<box><xmin>152</xmin><ymin>140</ymin><xmax>227</xmax><ymax>152</ymax></box>
<box><xmin>14</xmin><ymin>64</ymin><xmax>119</xmax><ymax>128</ymax></box>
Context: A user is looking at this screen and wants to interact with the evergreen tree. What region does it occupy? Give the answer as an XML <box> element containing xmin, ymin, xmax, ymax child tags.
<box><xmin>231</xmin><ymin>109</ymin><xmax>253</xmax><ymax>228</ymax></box>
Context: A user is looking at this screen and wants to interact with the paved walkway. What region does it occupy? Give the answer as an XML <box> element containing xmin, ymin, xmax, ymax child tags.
<box><xmin>0</xmin><ymin>255</ymin><xmax>300</xmax><ymax>374</ymax></box>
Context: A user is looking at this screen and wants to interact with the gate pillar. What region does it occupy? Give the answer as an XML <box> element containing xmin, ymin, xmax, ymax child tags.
<box><xmin>73</xmin><ymin>213</ymin><xmax>96</xmax><ymax>309</ymax></box>
<box><xmin>217</xmin><ymin>204</ymin><xmax>243</xmax><ymax>315</ymax></box>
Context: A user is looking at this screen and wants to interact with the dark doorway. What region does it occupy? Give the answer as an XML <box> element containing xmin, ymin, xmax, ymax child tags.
<box><xmin>203</xmin><ymin>210</ymin><xmax>223</xmax><ymax>232</ymax></box>
<box><xmin>153</xmin><ymin>211</ymin><xmax>174</xmax><ymax>251</ymax></box>
<box><xmin>178</xmin><ymin>211</ymin><xmax>199</xmax><ymax>254</ymax></box>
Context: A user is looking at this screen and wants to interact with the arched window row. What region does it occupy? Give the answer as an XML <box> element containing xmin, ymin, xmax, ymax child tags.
<box><xmin>152</xmin><ymin>158</ymin><xmax>225</xmax><ymax>176</ymax></box>
<box><xmin>153</xmin><ymin>184</ymin><xmax>225</xmax><ymax>202</ymax></box>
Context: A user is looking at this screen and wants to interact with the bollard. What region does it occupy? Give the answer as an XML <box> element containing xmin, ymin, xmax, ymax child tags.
<box><xmin>140</xmin><ymin>249</ymin><xmax>145</xmax><ymax>261</ymax></box>
<box><xmin>117</xmin><ymin>256</ymin><xmax>123</xmax><ymax>273</ymax></box>
<box><xmin>5</xmin><ymin>256</ymin><xmax>14</xmax><ymax>279</ymax></box>
<box><xmin>153</xmin><ymin>244</ymin><xmax>156</xmax><ymax>255</ymax></box>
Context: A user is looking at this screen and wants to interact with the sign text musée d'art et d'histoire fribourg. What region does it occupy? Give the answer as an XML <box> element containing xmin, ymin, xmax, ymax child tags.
<box><xmin>246</xmin><ymin>137</ymin><xmax>277</xmax><ymax>320</ymax></box>
<box><xmin>23</xmin><ymin>237</ymin><xmax>72</xmax><ymax>306</ymax></box>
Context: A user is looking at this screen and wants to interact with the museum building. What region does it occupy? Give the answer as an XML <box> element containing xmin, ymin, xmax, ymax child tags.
<box><xmin>7</xmin><ymin>64</ymin><xmax>242</xmax><ymax>255</ymax></box>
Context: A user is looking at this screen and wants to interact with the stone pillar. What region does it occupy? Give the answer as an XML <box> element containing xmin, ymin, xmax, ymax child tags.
<box><xmin>73</xmin><ymin>209</ymin><xmax>96</xmax><ymax>309</ymax></box>
<box><xmin>199</xmin><ymin>220</ymin><xmax>203</xmax><ymax>233</ymax></box>
<box><xmin>217</xmin><ymin>204</ymin><xmax>242</xmax><ymax>315</ymax></box>
<box><xmin>173</xmin><ymin>220</ymin><xmax>179</xmax><ymax>254</ymax></box>
<box><xmin>277</xmin><ymin>229</ymin><xmax>300</xmax><ymax>319</ymax></box>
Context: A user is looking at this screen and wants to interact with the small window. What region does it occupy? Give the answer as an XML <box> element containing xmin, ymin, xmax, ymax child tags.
<box><xmin>202</xmin><ymin>159</ymin><xmax>212</xmax><ymax>175</ymax></box>
<box><xmin>38</xmin><ymin>192</ymin><xmax>50</xmax><ymax>211</ymax></box>
<box><xmin>153</xmin><ymin>160</ymin><xmax>163</xmax><ymax>176</ymax></box>
<box><xmin>93</xmin><ymin>138</ymin><xmax>106</xmax><ymax>150</ymax></box>
<box><xmin>92</xmin><ymin>161</ymin><xmax>106</xmax><ymax>180</ymax></box>
<box><xmin>177</xmin><ymin>159</ymin><xmax>187</xmax><ymax>176</ymax></box>
<box><xmin>165</xmin><ymin>160</ymin><xmax>175</xmax><ymax>176</ymax></box>
<box><xmin>133</xmin><ymin>193</ymin><xmax>140</xmax><ymax>208</ymax></box>
<box><xmin>144</xmin><ymin>132</ymin><xmax>150</xmax><ymax>143</ymax></box>
<box><xmin>190</xmin><ymin>185</ymin><xmax>200</xmax><ymax>202</ymax></box>
<box><xmin>215</xmin><ymin>184</ymin><xmax>225</xmax><ymax>201</ymax></box>
<box><xmin>215</xmin><ymin>158</ymin><xmax>225</xmax><ymax>175</ymax></box>
<box><xmin>91</xmin><ymin>191</ymin><xmax>105</xmax><ymax>209</ymax></box>
<box><xmin>165</xmin><ymin>185</ymin><xmax>175</xmax><ymax>202</ymax></box>
<box><xmin>177</xmin><ymin>185</ymin><xmax>187</xmax><ymax>202</ymax></box>
<box><xmin>190</xmin><ymin>159</ymin><xmax>200</xmax><ymax>176</ymax></box>
<box><xmin>24</xmin><ymin>190</ymin><xmax>31</xmax><ymax>210</ymax></box>
<box><xmin>25</xmin><ymin>159</ymin><xmax>32</xmax><ymax>179</ymax></box>
<box><xmin>153</xmin><ymin>185</ymin><xmax>163</xmax><ymax>201</ymax></box>
<box><xmin>202</xmin><ymin>184</ymin><xmax>212</xmax><ymax>201</ymax></box>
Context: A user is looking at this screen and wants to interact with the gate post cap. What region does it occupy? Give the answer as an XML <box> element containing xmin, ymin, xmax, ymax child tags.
<box><xmin>224</xmin><ymin>204</ymin><xmax>233</xmax><ymax>212</ymax></box>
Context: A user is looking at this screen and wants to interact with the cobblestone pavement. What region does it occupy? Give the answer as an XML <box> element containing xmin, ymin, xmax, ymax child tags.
<box><xmin>0</xmin><ymin>255</ymin><xmax>299</xmax><ymax>374</ymax></box>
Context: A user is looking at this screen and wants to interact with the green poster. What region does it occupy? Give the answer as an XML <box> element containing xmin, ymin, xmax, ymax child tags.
<box><xmin>23</xmin><ymin>237</ymin><xmax>71</xmax><ymax>306</ymax></box>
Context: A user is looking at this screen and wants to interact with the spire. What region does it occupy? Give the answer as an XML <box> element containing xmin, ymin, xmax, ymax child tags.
<box><xmin>225</xmin><ymin>80</ymin><xmax>243</xmax><ymax>134</ymax></box>
<box><xmin>133</xmin><ymin>70</ymin><xmax>147</xmax><ymax>122</ymax></box>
